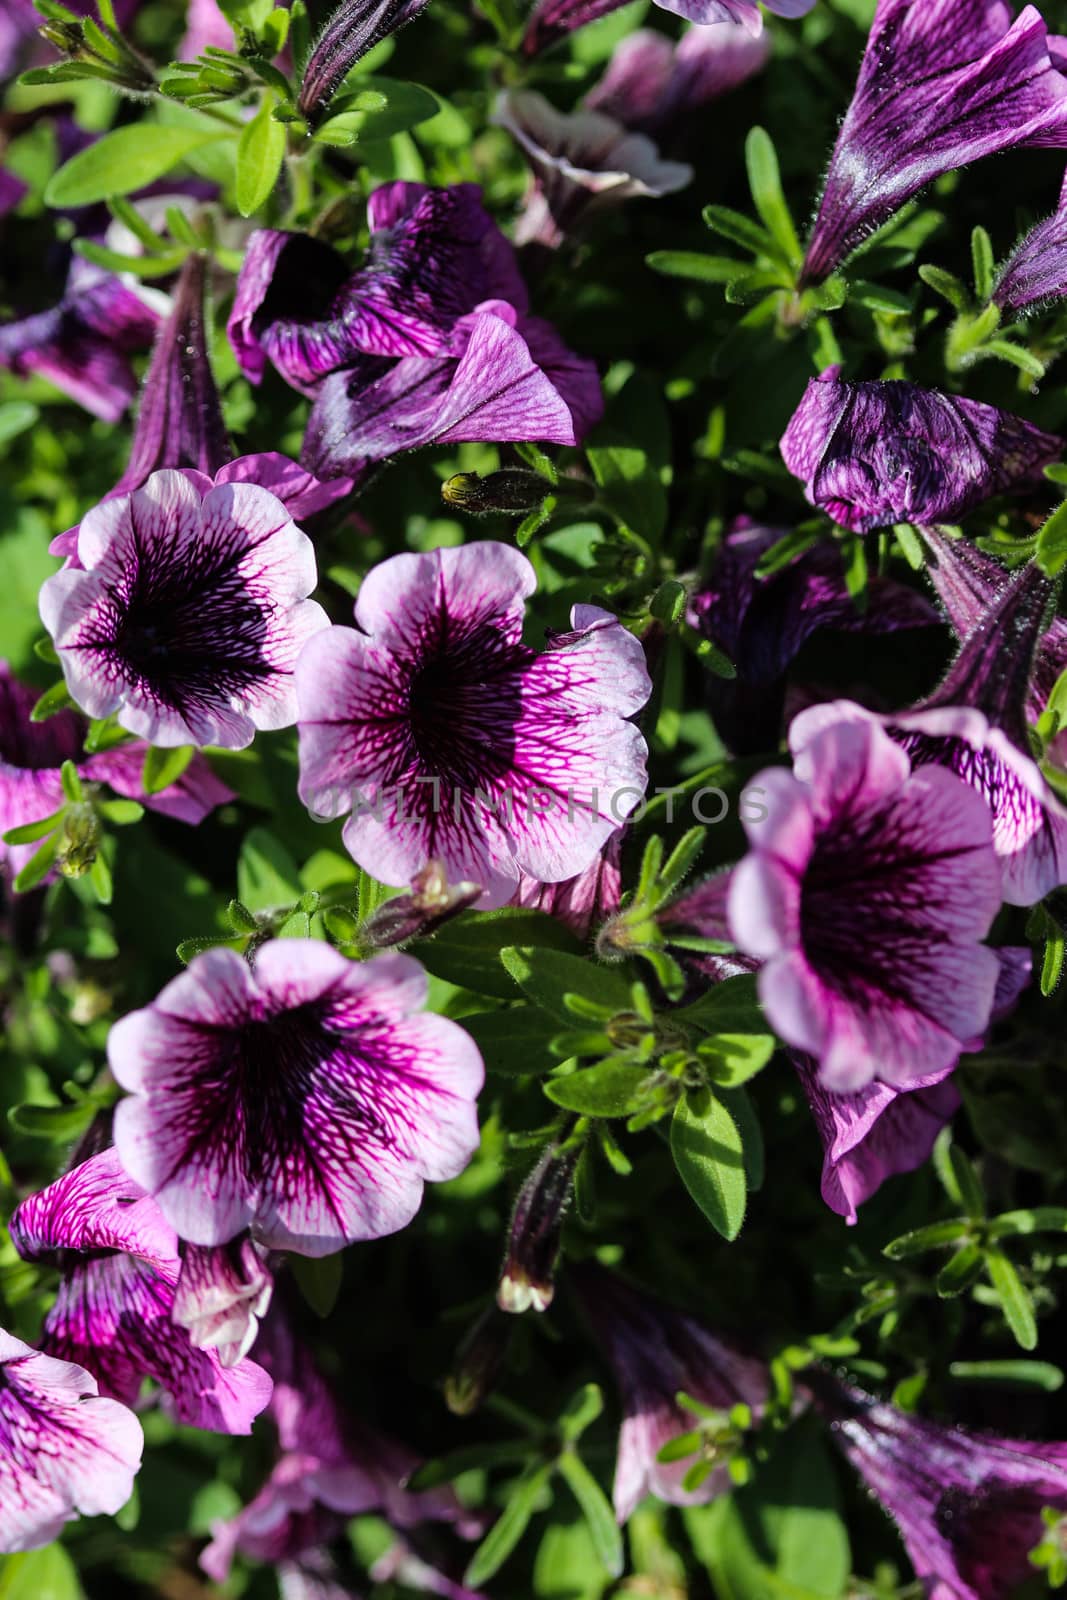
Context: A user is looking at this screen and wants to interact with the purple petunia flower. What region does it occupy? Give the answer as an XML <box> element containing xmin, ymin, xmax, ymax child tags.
<box><xmin>584</xmin><ymin>21</ymin><xmax>770</xmax><ymax>138</ymax></box>
<box><xmin>796</xmin><ymin>560</ymin><xmax>1067</xmax><ymax>906</ymax></box>
<box><xmin>39</xmin><ymin>468</ymin><xmax>329</xmax><ymax>749</ymax></box>
<box><xmin>494</xmin><ymin>91</ymin><xmax>693</xmax><ymax>249</ymax></box>
<box><xmin>301</xmin><ymin>300</ymin><xmax>602</xmax><ymax>484</ymax></box>
<box><xmin>801</xmin><ymin>0</ymin><xmax>1067</xmax><ymax>286</ymax></box>
<box><xmin>228</xmin><ymin>183</ymin><xmax>529</xmax><ymax>392</ymax></box>
<box><xmin>573</xmin><ymin>1264</ymin><xmax>769</xmax><ymax>1523</ymax></box>
<box><xmin>0</xmin><ymin>1327</ymin><xmax>143</xmax><ymax>1553</ymax></box>
<box><xmin>0</xmin><ymin>661</ymin><xmax>233</xmax><ymax>879</ymax></box>
<box><xmin>9</xmin><ymin>1149</ymin><xmax>272</xmax><ymax>1433</ymax></box>
<box><xmin>994</xmin><ymin>170</ymin><xmax>1067</xmax><ymax>312</ymax></box>
<box><xmin>0</xmin><ymin>255</ymin><xmax>160</xmax><ymax>421</ymax></box>
<box><xmin>295</xmin><ymin>542</ymin><xmax>651</xmax><ymax>907</ymax></box>
<box><xmin>780</xmin><ymin>371</ymin><xmax>1062</xmax><ymax>535</ymax></box>
<box><xmin>522</xmin><ymin>0</ymin><xmax>812</xmax><ymax>59</ymax></box>
<box><xmin>729</xmin><ymin>710</ymin><xmax>1002</xmax><ymax>1092</ymax></box>
<box><xmin>808</xmin><ymin>1369</ymin><xmax>1067</xmax><ymax>1600</ymax></box>
<box><xmin>687</xmin><ymin>520</ymin><xmax>939</xmax><ymax>752</ymax></box>
<box><xmin>172</xmin><ymin>1238</ymin><xmax>275</xmax><ymax>1367</ymax></box>
<box><xmin>109</xmin><ymin>940</ymin><xmax>484</xmax><ymax>1255</ymax></box>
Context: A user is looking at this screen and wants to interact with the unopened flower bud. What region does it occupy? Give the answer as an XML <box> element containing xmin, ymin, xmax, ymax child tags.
<box><xmin>442</xmin><ymin>469</ymin><xmax>554</xmax><ymax>517</ymax></box>
<box><xmin>361</xmin><ymin>861</ymin><xmax>481</xmax><ymax>948</ymax></box>
<box><xmin>56</xmin><ymin>804</ymin><xmax>101</xmax><ymax>878</ymax></box>
<box><xmin>497</xmin><ymin>1136</ymin><xmax>581</xmax><ymax>1314</ymax></box>
<box><xmin>444</xmin><ymin>1305</ymin><xmax>512</xmax><ymax>1415</ymax></box>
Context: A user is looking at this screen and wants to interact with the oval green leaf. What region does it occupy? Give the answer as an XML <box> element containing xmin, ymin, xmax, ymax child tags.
<box><xmin>670</xmin><ymin>1089</ymin><xmax>746</xmax><ymax>1241</ymax></box>
<box><xmin>45</xmin><ymin>125</ymin><xmax>229</xmax><ymax>208</ymax></box>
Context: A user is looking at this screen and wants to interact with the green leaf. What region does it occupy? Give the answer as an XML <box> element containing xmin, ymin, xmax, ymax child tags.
<box><xmin>848</xmin><ymin>279</ymin><xmax>912</xmax><ymax>314</ymax></box>
<box><xmin>1037</xmin><ymin>499</ymin><xmax>1067</xmax><ymax>578</ymax></box>
<box><xmin>45</xmin><ymin>125</ymin><xmax>228</xmax><ymax>207</ymax></box>
<box><xmin>464</xmin><ymin>1460</ymin><xmax>554</xmax><ymax>1587</ymax></box>
<box><xmin>0</xmin><ymin>402</ymin><xmax>39</xmax><ymax>448</ymax></box>
<box><xmin>558</xmin><ymin>1384</ymin><xmax>603</xmax><ymax>1443</ymax></box>
<box><xmin>544</xmin><ymin>1059</ymin><xmax>651</xmax><ymax>1116</ymax></box>
<box><xmin>413</xmin><ymin>909</ymin><xmax>581</xmax><ymax>999</ymax></box>
<box><xmin>917</xmin><ymin>263</ymin><xmax>970</xmax><ymax>310</ymax></box>
<box><xmin>988</xmin><ymin>1206</ymin><xmax>1067</xmax><ymax>1237</ymax></box>
<box><xmin>950</xmin><ymin>1359</ymin><xmax>1064</xmax><ymax>1391</ymax></box>
<box><xmin>3</xmin><ymin>808</ymin><xmax>64</xmax><ymax>846</ymax></box>
<box><xmin>8</xmin><ymin>1099</ymin><xmax>98</xmax><ymax>1141</ymax></box>
<box><xmin>586</xmin><ymin>437</ymin><xmax>666</xmax><ymax>540</ymax></box>
<box><xmin>290</xmin><ymin>1251</ymin><xmax>343</xmax><ymax>1317</ymax></box>
<box><xmin>237</xmin><ymin>826</ymin><xmax>302</xmax><ymax>912</ymax></box>
<box><xmin>948</xmin><ymin>1144</ymin><xmax>985</xmax><ymax>1219</ymax></box>
<box><xmin>744</xmin><ymin>127</ymin><xmax>802</xmax><ymax>268</ymax></box>
<box><xmin>883</xmin><ymin>1218</ymin><xmax>971</xmax><ymax>1259</ymax></box>
<box><xmin>702</xmin><ymin>204</ymin><xmax>775</xmax><ymax>257</ymax></box>
<box><xmin>971</xmin><ymin>225</ymin><xmax>994</xmax><ymax>301</ymax></box>
<box><xmin>96</xmin><ymin>798</ymin><xmax>145</xmax><ymax>826</ymax></box>
<box><xmin>935</xmin><ymin>1242</ymin><xmax>984</xmax><ymax>1297</ymax></box>
<box><xmin>313</xmin><ymin>76</ymin><xmax>438</xmax><ymax>144</ymax></box>
<box><xmin>670</xmin><ymin>1088</ymin><xmax>746</xmax><ymax>1241</ymax></box>
<box><xmin>673</xmin><ymin>974</ymin><xmax>765</xmax><ymax>1037</ymax></box>
<box><xmin>142</xmin><ymin>743</ymin><xmax>195</xmax><ymax>795</ymax></box>
<box><xmin>984</xmin><ymin>338</ymin><xmax>1045</xmax><ymax>379</ymax></box>
<box><xmin>557</xmin><ymin>1454</ymin><xmax>624</xmax><ymax>1579</ymax></box>
<box><xmin>13</xmin><ymin>830</ymin><xmax>60</xmax><ymax>893</ymax></box>
<box><xmin>698</xmin><ymin>1032</ymin><xmax>775</xmax><ymax>1089</ymax></box>
<box><xmin>236</xmin><ymin>90</ymin><xmax>287</xmax><ymax>215</ymax></box>
<box><xmin>986</xmin><ymin>1247</ymin><xmax>1038</xmax><ymax>1351</ymax></box>
<box><xmin>0</xmin><ymin>1543</ymin><xmax>86</xmax><ymax>1600</ymax></box>
<box><xmin>500</xmin><ymin>946</ymin><xmax>631</xmax><ymax>1023</ymax></box>
<box><xmin>646</xmin><ymin>250</ymin><xmax>744</xmax><ymax>283</ymax></box>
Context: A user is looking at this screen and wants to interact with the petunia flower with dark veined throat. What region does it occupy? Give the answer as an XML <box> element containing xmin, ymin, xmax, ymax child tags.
<box><xmin>522</xmin><ymin>0</ymin><xmax>812</xmax><ymax>59</ymax></box>
<box><xmin>0</xmin><ymin>1327</ymin><xmax>143</xmax><ymax>1553</ymax></box>
<box><xmin>0</xmin><ymin>661</ymin><xmax>233</xmax><ymax>881</ymax></box>
<box><xmin>800</xmin><ymin>0</ymin><xmax>1067</xmax><ymax>286</ymax></box>
<box><xmin>39</xmin><ymin>468</ymin><xmax>329</xmax><ymax>750</ymax></box>
<box><xmin>228</xmin><ymin>182</ymin><xmax>530</xmax><ymax>393</ymax></box>
<box><xmin>109</xmin><ymin>939</ymin><xmax>484</xmax><ymax>1256</ymax></box>
<box><xmin>806</xmin><ymin>1368</ymin><xmax>1067</xmax><ymax>1600</ymax></box>
<box><xmin>780</xmin><ymin>370</ymin><xmax>1062</xmax><ymax>535</ymax></box>
<box><xmin>794</xmin><ymin>564</ymin><xmax>1067</xmax><ymax>908</ymax></box>
<box><xmin>572</xmin><ymin>1263</ymin><xmax>769</xmax><ymax>1523</ymax></box>
<box><xmin>9</xmin><ymin>1148</ymin><xmax>272</xmax><ymax>1434</ymax></box>
<box><xmin>729</xmin><ymin>710</ymin><xmax>1003</xmax><ymax>1092</ymax></box>
<box><xmin>295</xmin><ymin>542</ymin><xmax>652</xmax><ymax>908</ymax></box>
<box><xmin>301</xmin><ymin>300</ymin><xmax>602</xmax><ymax>484</ymax></box>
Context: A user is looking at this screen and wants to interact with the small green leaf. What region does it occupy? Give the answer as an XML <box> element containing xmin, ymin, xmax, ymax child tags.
<box><xmin>702</xmin><ymin>204</ymin><xmax>775</xmax><ymax>257</ymax></box>
<box><xmin>670</xmin><ymin>1089</ymin><xmax>746</xmax><ymax>1241</ymax></box>
<box><xmin>237</xmin><ymin>826</ymin><xmax>302</xmax><ymax>912</ymax></box>
<box><xmin>464</xmin><ymin>1460</ymin><xmax>554</xmax><ymax>1587</ymax></box>
<box><xmin>544</xmin><ymin>1059</ymin><xmax>652</xmax><ymax>1117</ymax></box>
<box><xmin>96</xmin><ymin>798</ymin><xmax>145</xmax><ymax>826</ymax></box>
<box><xmin>883</xmin><ymin>1218</ymin><xmax>971</xmax><ymax>1259</ymax></box>
<box><xmin>31</xmin><ymin>680</ymin><xmax>75</xmax><ymax>722</ymax></box>
<box><xmin>3</xmin><ymin>809</ymin><xmax>65</xmax><ymax>847</ymax></box>
<box><xmin>142</xmin><ymin>743</ymin><xmax>195</xmax><ymax>795</ymax></box>
<box><xmin>950</xmin><ymin>1359</ymin><xmax>1063</xmax><ymax>1391</ymax></box>
<box><xmin>646</xmin><ymin>250</ymin><xmax>744</xmax><ymax>283</ymax></box>
<box><xmin>13</xmin><ymin>831</ymin><xmax>60</xmax><ymax>893</ymax></box>
<box><xmin>557</xmin><ymin>1453</ymin><xmax>624</xmax><ymax>1579</ymax></box>
<box><xmin>989</xmin><ymin>1206</ymin><xmax>1067</xmax><ymax>1238</ymax></box>
<box><xmin>744</xmin><ymin>127</ymin><xmax>802</xmax><ymax>268</ymax></box>
<box><xmin>697</xmin><ymin>1032</ymin><xmax>775</xmax><ymax>1089</ymax></box>
<box><xmin>935</xmin><ymin>1242</ymin><xmax>985</xmax><ymax>1297</ymax></box>
<box><xmin>313</xmin><ymin>76</ymin><xmax>438</xmax><ymax>144</ymax></box>
<box><xmin>500</xmin><ymin>946</ymin><xmax>631</xmax><ymax>1023</ymax></box>
<box><xmin>918</xmin><ymin>263</ymin><xmax>970</xmax><ymax>310</ymax></box>
<box><xmin>672</xmin><ymin>974</ymin><xmax>765</xmax><ymax>1037</ymax></box>
<box><xmin>236</xmin><ymin>91</ymin><xmax>287</xmax><ymax>215</ymax></box>
<box><xmin>45</xmin><ymin>126</ymin><xmax>228</xmax><ymax>207</ymax></box>
<box><xmin>971</xmin><ymin>225</ymin><xmax>995</xmax><ymax>301</ymax></box>
<box><xmin>413</xmin><ymin>910</ymin><xmax>581</xmax><ymax>999</ymax></box>
<box><xmin>8</xmin><ymin>1099</ymin><xmax>98</xmax><ymax>1141</ymax></box>
<box><xmin>986</xmin><ymin>1247</ymin><xmax>1038</xmax><ymax>1351</ymax></box>
<box><xmin>558</xmin><ymin>1384</ymin><xmax>603</xmax><ymax>1443</ymax></box>
<box><xmin>0</xmin><ymin>1542</ymin><xmax>87</xmax><ymax>1600</ymax></box>
<box><xmin>1036</xmin><ymin>499</ymin><xmax>1067</xmax><ymax>578</ymax></box>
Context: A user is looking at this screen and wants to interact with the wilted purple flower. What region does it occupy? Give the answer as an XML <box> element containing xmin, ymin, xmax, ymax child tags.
<box><xmin>301</xmin><ymin>300</ymin><xmax>602</xmax><ymax>483</ymax></box>
<box><xmin>0</xmin><ymin>662</ymin><xmax>232</xmax><ymax>879</ymax></box>
<box><xmin>511</xmin><ymin>829</ymin><xmax>623</xmax><ymax>940</ymax></box>
<box><xmin>801</xmin><ymin>0</ymin><xmax>1067</xmax><ymax>285</ymax></box>
<box><xmin>798</xmin><ymin>561</ymin><xmax>1067</xmax><ymax>906</ymax></box>
<box><xmin>297</xmin><ymin>0</ymin><xmax>431</xmax><ymax>124</ymax></box>
<box><xmin>687</xmin><ymin>520</ymin><xmax>939</xmax><ymax>752</ymax></box>
<box><xmin>39</xmin><ymin>467</ymin><xmax>329</xmax><ymax>749</ymax></box>
<box><xmin>228</xmin><ymin>183</ymin><xmax>529</xmax><ymax>391</ymax></box>
<box><xmin>794</xmin><ymin>947</ymin><xmax>1030</xmax><ymax>1223</ymax></box>
<box><xmin>780</xmin><ymin>372</ymin><xmax>1062</xmax><ymax>534</ymax></box>
<box><xmin>0</xmin><ymin>255</ymin><xmax>159</xmax><ymax>421</ymax></box>
<box><xmin>360</xmin><ymin>861</ymin><xmax>483</xmax><ymax>949</ymax></box>
<box><xmin>995</xmin><ymin>170</ymin><xmax>1067</xmax><ymax>312</ymax></box>
<box><xmin>109</xmin><ymin>940</ymin><xmax>484</xmax><ymax>1255</ymax></box>
<box><xmin>729</xmin><ymin>710</ymin><xmax>1002</xmax><ymax>1092</ymax></box>
<box><xmin>522</xmin><ymin>0</ymin><xmax>812</xmax><ymax>58</ymax></box>
<box><xmin>584</xmin><ymin>21</ymin><xmax>769</xmax><ymax>138</ymax></box>
<box><xmin>9</xmin><ymin>1149</ymin><xmax>272</xmax><ymax>1433</ymax></box>
<box><xmin>172</xmin><ymin>1239</ymin><xmax>275</xmax><ymax>1367</ymax></box>
<box><xmin>295</xmin><ymin>543</ymin><xmax>651</xmax><ymax>907</ymax></box>
<box><xmin>808</xmin><ymin>1370</ymin><xmax>1067</xmax><ymax>1599</ymax></box>
<box><xmin>573</xmin><ymin>1264</ymin><xmax>769</xmax><ymax>1523</ymax></box>
<box><xmin>0</xmin><ymin>1327</ymin><xmax>143</xmax><ymax>1553</ymax></box>
<box><xmin>494</xmin><ymin>91</ymin><xmax>692</xmax><ymax>249</ymax></box>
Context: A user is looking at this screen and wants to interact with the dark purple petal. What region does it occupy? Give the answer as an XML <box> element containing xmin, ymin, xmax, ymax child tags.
<box><xmin>802</xmin><ymin>0</ymin><xmax>1067</xmax><ymax>283</ymax></box>
<box><xmin>297</xmin><ymin>0</ymin><xmax>431</xmax><ymax>123</ymax></box>
<box><xmin>781</xmin><ymin>373</ymin><xmax>1062</xmax><ymax>533</ymax></box>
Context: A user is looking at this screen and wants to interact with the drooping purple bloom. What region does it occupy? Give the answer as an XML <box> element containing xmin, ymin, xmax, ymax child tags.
<box><xmin>301</xmin><ymin>300</ymin><xmax>602</xmax><ymax>483</ymax></box>
<box><xmin>295</xmin><ymin>543</ymin><xmax>651</xmax><ymax>907</ymax></box>
<box><xmin>0</xmin><ymin>662</ymin><xmax>233</xmax><ymax>880</ymax></box>
<box><xmin>494</xmin><ymin>91</ymin><xmax>692</xmax><ymax>249</ymax></box>
<box><xmin>729</xmin><ymin>710</ymin><xmax>1002</xmax><ymax>1092</ymax></box>
<box><xmin>172</xmin><ymin>1238</ymin><xmax>275</xmax><ymax>1367</ymax></box>
<box><xmin>780</xmin><ymin>371</ymin><xmax>1062</xmax><ymax>535</ymax></box>
<box><xmin>584</xmin><ymin>21</ymin><xmax>770</xmax><ymax>137</ymax></box>
<box><xmin>807</xmin><ymin>1369</ymin><xmax>1067</xmax><ymax>1600</ymax></box>
<box><xmin>228</xmin><ymin>183</ymin><xmax>529</xmax><ymax>392</ymax></box>
<box><xmin>794</xmin><ymin>947</ymin><xmax>1031</xmax><ymax>1223</ymax></box>
<box><xmin>0</xmin><ymin>255</ymin><xmax>160</xmax><ymax>421</ymax></box>
<box><xmin>801</xmin><ymin>0</ymin><xmax>1067</xmax><ymax>285</ymax></box>
<box><xmin>572</xmin><ymin>1264</ymin><xmax>769</xmax><ymax>1524</ymax></box>
<box><xmin>297</xmin><ymin>0</ymin><xmax>431</xmax><ymax>124</ymax></box>
<box><xmin>796</xmin><ymin>561</ymin><xmax>1067</xmax><ymax>907</ymax></box>
<box><xmin>0</xmin><ymin>1328</ymin><xmax>143</xmax><ymax>1553</ymax></box>
<box><xmin>522</xmin><ymin>0</ymin><xmax>813</xmax><ymax>58</ymax></box>
<box><xmin>39</xmin><ymin>468</ymin><xmax>329</xmax><ymax>749</ymax></box>
<box><xmin>9</xmin><ymin>1149</ymin><xmax>272</xmax><ymax>1433</ymax></box>
<box><xmin>687</xmin><ymin>519</ymin><xmax>939</xmax><ymax>752</ymax></box>
<box><xmin>109</xmin><ymin>940</ymin><xmax>484</xmax><ymax>1255</ymax></box>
